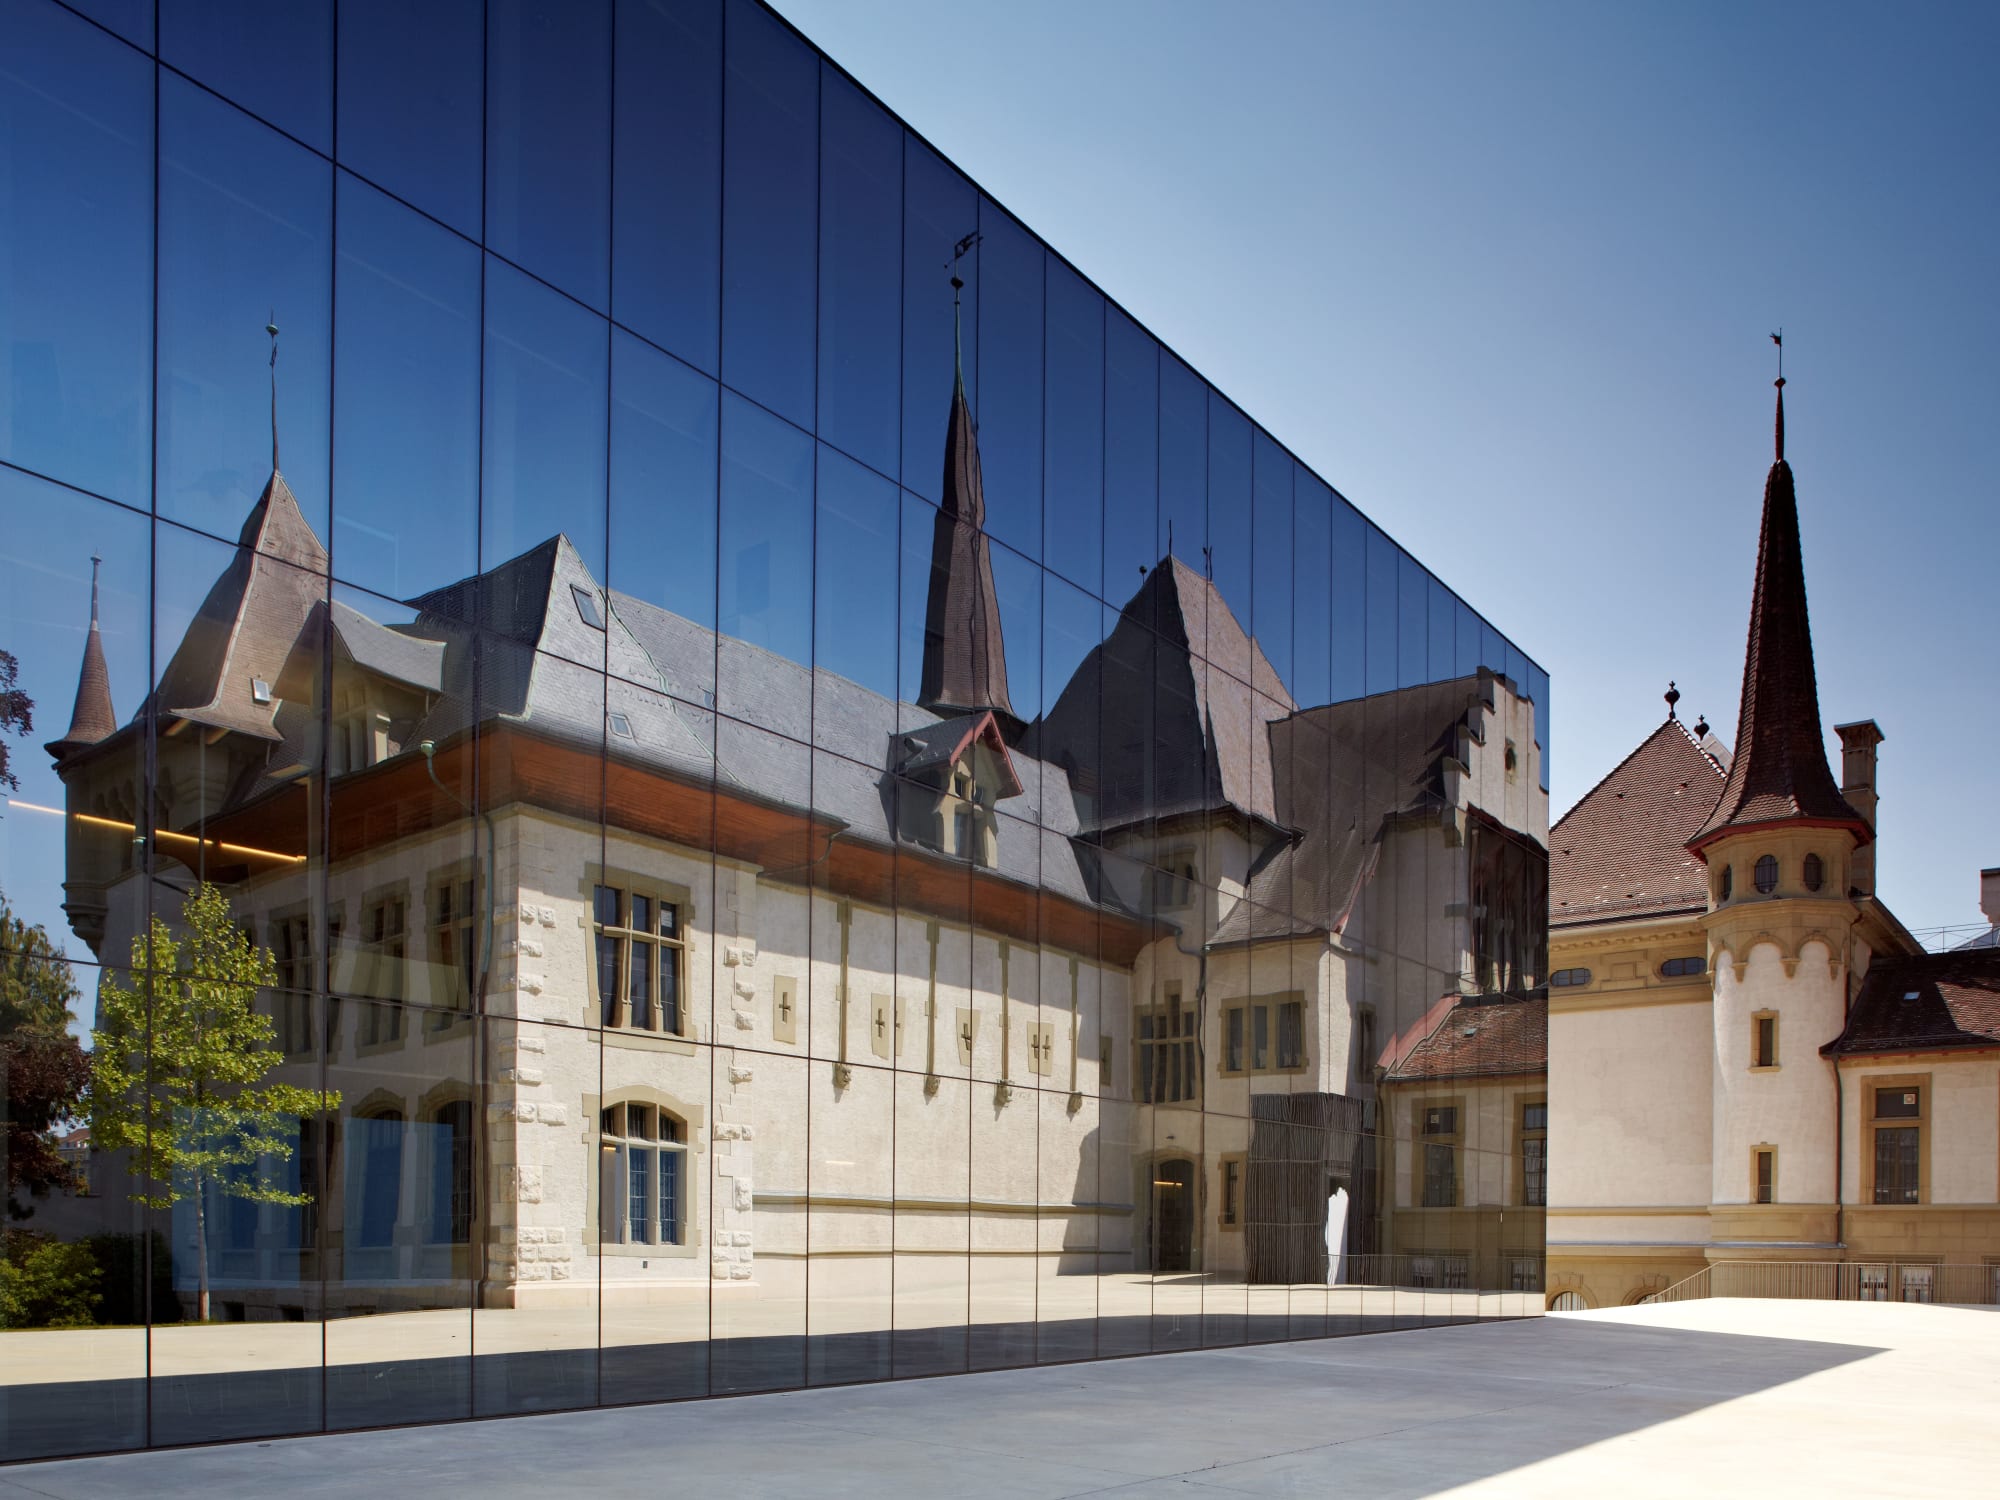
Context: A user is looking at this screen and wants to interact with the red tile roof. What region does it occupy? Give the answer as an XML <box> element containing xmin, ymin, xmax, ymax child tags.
<box><xmin>1383</xmin><ymin>994</ymin><xmax>1546</xmax><ymax>1082</ymax></box>
<box><xmin>1823</xmin><ymin>949</ymin><xmax>2000</xmax><ymax>1057</ymax></box>
<box><xmin>1690</xmin><ymin>386</ymin><xmax>1869</xmax><ymax>855</ymax></box>
<box><xmin>1551</xmin><ymin>718</ymin><xmax>1725</xmax><ymax>927</ymax></box>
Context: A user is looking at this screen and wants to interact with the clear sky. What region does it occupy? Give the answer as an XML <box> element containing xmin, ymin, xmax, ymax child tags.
<box><xmin>775</xmin><ymin>0</ymin><xmax>2000</xmax><ymax>938</ymax></box>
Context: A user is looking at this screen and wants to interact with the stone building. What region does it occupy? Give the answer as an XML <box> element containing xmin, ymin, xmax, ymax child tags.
<box><xmin>1543</xmin><ymin>383</ymin><xmax>2000</xmax><ymax>1309</ymax></box>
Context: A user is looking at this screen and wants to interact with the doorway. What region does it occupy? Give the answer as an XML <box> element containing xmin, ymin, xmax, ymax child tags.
<box><xmin>1151</xmin><ymin>1158</ymin><xmax>1195</xmax><ymax>1272</ymax></box>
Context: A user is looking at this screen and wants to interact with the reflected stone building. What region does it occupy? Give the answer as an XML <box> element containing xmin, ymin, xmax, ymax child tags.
<box><xmin>0</xmin><ymin>0</ymin><xmax>1548</xmax><ymax>1460</ymax></box>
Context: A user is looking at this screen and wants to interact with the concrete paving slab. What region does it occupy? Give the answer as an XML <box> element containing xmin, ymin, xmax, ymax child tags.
<box><xmin>4</xmin><ymin>1300</ymin><xmax>1994</xmax><ymax>1498</ymax></box>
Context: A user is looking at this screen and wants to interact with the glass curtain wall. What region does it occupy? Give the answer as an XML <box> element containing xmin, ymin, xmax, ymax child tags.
<box><xmin>0</xmin><ymin>0</ymin><xmax>1550</xmax><ymax>1460</ymax></box>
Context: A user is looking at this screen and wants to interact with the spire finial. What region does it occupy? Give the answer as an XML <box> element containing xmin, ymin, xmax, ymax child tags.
<box><xmin>1665</xmin><ymin>680</ymin><xmax>1680</xmax><ymax>719</ymax></box>
<box><xmin>950</xmin><ymin>232</ymin><xmax>979</xmax><ymax>395</ymax></box>
<box><xmin>267</xmin><ymin>313</ymin><xmax>281</xmax><ymax>473</ymax></box>
<box><xmin>1694</xmin><ymin>712</ymin><xmax>1709</xmax><ymax>738</ymax></box>
<box><xmin>1770</xmin><ymin>330</ymin><xmax>1785</xmax><ymax>462</ymax></box>
<box><xmin>89</xmin><ymin>554</ymin><xmax>101</xmax><ymax>626</ymax></box>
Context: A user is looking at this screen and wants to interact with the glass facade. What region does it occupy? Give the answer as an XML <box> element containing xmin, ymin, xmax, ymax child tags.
<box><xmin>0</xmin><ymin>0</ymin><xmax>1550</xmax><ymax>1460</ymax></box>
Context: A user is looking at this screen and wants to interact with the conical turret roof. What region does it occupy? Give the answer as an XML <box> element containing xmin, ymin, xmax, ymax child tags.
<box><xmin>917</xmin><ymin>370</ymin><xmax>1014</xmax><ymax>724</ymax></box>
<box><xmin>1689</xmin><ymin>383</ymin><xmax>1869</xmax><ymax>855</ymax></box>
<box><xmin>45</xmin><ymin>557</ymin><xmax>117</xmax><ymax>763</ymax></box>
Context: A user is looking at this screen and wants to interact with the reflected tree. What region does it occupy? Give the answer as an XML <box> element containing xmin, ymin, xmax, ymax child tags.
<box><xmin>88</xmin><ymin>883</ymin><xmax>339</xmax><ymax>1320</ymax></box>
<box><xmin>2</xmin><ymin>896</ymin><xmax>90</xmax><ymax>1218</ymax></box>
<box><xmin>0</xmin><ymin>648</ymin><xmax>30</xmax><ymax>790</ymax></box>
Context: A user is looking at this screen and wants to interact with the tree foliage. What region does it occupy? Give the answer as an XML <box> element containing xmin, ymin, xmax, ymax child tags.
<box><xmin>1</xmin><ymin>899</ymin><xmax>90</xmax><ymax>1219</ymax></box>
<box><xmin>0</xmin><ymin>648</ymin><xmax>30</xmax><ymax>792</ymax></box>
<box><xmin>0</xmin><ymin>1231</ymin><xmax>101</xmax><ymax>1330</ymax></box>
<box><xmin>88</xmin><ymin>883</ymin><xmax>339</xmax><ymax>1317</ymax></box>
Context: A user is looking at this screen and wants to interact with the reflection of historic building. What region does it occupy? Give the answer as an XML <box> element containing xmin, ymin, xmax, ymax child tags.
<box><xmin>1545</xmin><ymin>385</ymin><xmax>2000</xmax><ymax>1310</ymax></box>
<box><xmin>43</xmin><ymin>358</ymin><xmax>1548</xmax><ymax>1324</ymax></box>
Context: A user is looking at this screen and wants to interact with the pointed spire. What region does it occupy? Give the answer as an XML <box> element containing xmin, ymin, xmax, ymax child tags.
<box><xmin>45</xmin><ymin>555</ymin><xmax>118</xmax><ymax>764</ymax></box>
<box><xmin>267</xmin><ymin>314</ymin><xmax>281</xmax><ymax>474</ymax></box>
<box><xmin>1689</xmin><ymin>376</ymin><xmax>1869</xmax><ymax>857</ymax></box>
<box><xmin>920</xmin><ymin>238</ymin><xmax>1014</xmax><ymax>727</ymax></box>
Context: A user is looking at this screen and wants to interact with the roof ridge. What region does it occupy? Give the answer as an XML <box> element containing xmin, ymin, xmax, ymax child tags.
<box><xmin>1553</xmin><ymin>716</ymin><xmax>1716</xmax><ymax>834</ymax></box>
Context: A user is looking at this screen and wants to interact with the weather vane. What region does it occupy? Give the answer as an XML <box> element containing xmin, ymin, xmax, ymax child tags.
<box><xmin>267</xmin><ymin>312</ymin><xmax>281</xmax><ymax>472</ymax></box>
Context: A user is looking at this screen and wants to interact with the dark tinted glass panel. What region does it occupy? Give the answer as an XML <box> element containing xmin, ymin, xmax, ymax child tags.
<box><xmin>158</xmin><ymin>74</ymin><xmax>332</xmax><ymax>541</ymax></box>
<box><xmin>482</xmin><ymin>258</ymin><xmax>609</xmax><ymax>573</ymax></box>
<box><xmin>333</xmin><ymin>174</ymin><xmax>480</xmax><ymax>600</ymax></box>
<box><xmin>721</xmin><ymin>0</ymin><xmax>818</xmax><ymax>427</ymax></box>
<box><xmin>900</xmin><ymin>138</ymin><xmax>976</xmax><ymax>498</ymax></box>
<box><xmin>1397</xmin><ymin>552</ymin><xmax>1427</xmax><ymax>688</ymax></box>
<box><xmin>1206</xmin><ymin>394</ymin><xmax>1251</xmax><ymax>631</ymax></box>
<box><xmin>610</xmin><ymin>332</ymin><xmax>719</xmax><ymax>629</ymax></box>
<box><xmin>718</xmin><ymin>393</ymin><xmax>812</xmax><ymax>675</ymax></box>
<box><xmin>1159</xmin><ymin>355</ymin><xmax>1206</xmax><ymax>585</ymax></box>
<box><xmin>614</xmin><ymin>0</ymin><xmax>722</xmax><ymax>373</ymax></box>
<box><xmin>486</xmin><ymin>0</ymin><xmax>612</xmax><ymax>309</ymax></box>
<box><xmin>1427</xmin><ymin>575</ymin><xmax>1457</xmax><ymax>684</ymax></box>
<box><xmin>64</xmin><ymin>0</ymin><xmax>151</xmax><ymax>48</ymax></box>
<box><xmin>0</xmin><ymin>0</ymin><xmax>152</xmax><ymax>506</ymax></box>
<box><xmin>160</xmin><ymin>0</ymin><xmax>330</xmax><ymax>151</ymax></box>
<box><xmin>1251</xmin><ymin>432</ymin><xmax>1292</xmax><ymax>688</ymax></box>
<box><xmin>1292</xmin><ymin>468</ymin><xmax>1333</xmax><ymax>706</ymax></box>
<box><xmin>1364</xmin><ymin>524</ymin><xmax>1398</xmax><ymax>693</ymax></box>
<box><xmin>336</xmin><ymin>0</ymin><xmax>483</xmax><ymax>238</ymax></box>
<box><xmin>1329</xmin><ymin>494</ymin><xmax>1365</xmax><ymax>702</ymax></box>
<box><xmin>1528</xmin><ymin>661</ymin><xmax>1551</xmax><ymax>790</ymax></box>
<box><xmin>1043</xmin><ymin>258</ymin><xmax>1103</xmax><ymax>595</ymax></box>
<box><xmin>817</xmin><ymin>67</ymin><xmax>901</xmax><ymax>476</ymax></box>
<box><xmin>1104</xmin><ymin>310</ymin><xmax>1159</xmax><ymax>600</ymax></box>
<box><xmin>975</xmin><ymin>202</ymin><xmax>1042</xmax><ymax>564</ymax></box>
<box><xmin>814</xmin><ymin>445</ymin><xmax>898</xmax><ymax>698</ymax></box>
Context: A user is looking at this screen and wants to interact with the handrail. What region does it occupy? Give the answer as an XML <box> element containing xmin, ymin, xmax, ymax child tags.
<box><xmin>1640</xmin><ymin>1260</ymin><xmax>1994</xmax><ymax>1306</ymax></box>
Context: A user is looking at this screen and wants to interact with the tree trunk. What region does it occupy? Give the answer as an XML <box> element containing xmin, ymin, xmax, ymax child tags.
<box><xmin>194</xmin><ymin>1171</ymin><xmax>211</xmax><ymax>1322</ymax></box>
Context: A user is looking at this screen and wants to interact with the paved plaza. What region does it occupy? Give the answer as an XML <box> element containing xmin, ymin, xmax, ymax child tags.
<box><xmin>4</xmin><ymin>1298</ymin><xmax>1994</xmax><ymax>1497</ymax></box>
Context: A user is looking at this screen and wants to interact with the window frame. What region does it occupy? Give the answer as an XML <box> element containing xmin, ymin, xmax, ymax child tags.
<box><xmin>1752</xmin><ymin>1143</ymin><xmax>1777</xmax><ymax>1204</ymax></box>
<box><xmin>1751</xmin><ymin>1010</ymin><xmax>1780</xmax><ymax>1071</ymax></box>
<box><xmin>584</xmin><ymin>866</ymin><xmax>694</xmax><ymax>1038</ymax></box>
<box><xmin>1217</xmin><ymin>993</ymin><xmax>1308</xmax><ymax>1077</ymax></box>
<box><xmin>1548</xmin><ymin>967</ymin><xmax>1591</xmax><ymax>989</ymax></box>
<box><xmin>1519</xmin><ymin>1096</ymin><xmax>1548</xmax><ymax>1208</ymax></box>
<box><xmin>583</xmin><ymin>1089</ymin><xmax>702</xmax><ymax>1258</ymax></box>
<box><xmin>1753</xmin><ymin>853</ymin><xmax>1779</xmax><ymax>894</ymax></box>
<box><xmin>1217</xmin><ymin>1151</ymin><xmax>1246</xmax><ymax>1232</ymax></box>
<box><xmin>1861</xmin><ymin>1072</ymin><xmax>1929</xmax><ymax>1207</ymax></box>
<box><xmin>1416</xmin><ymin>1095</ymin><xmax>1463</xmax><ymax>1209</ymax></box>
<box><xmin>1136</xmin><ymin>983</ymin><xmax>1200</xmax><ymax>1104</ymax></box>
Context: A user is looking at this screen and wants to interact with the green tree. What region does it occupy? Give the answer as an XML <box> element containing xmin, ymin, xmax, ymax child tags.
<box><xmin>88</xmin><ymin>883</ymin><xmax>339</xmax><ymax>1321</ymax></box>
<box><xmin>1</xmin><ymin>897</ymin><xmax>91</xmax><ymax>1219</ymax></box>
<box><xmin>0</xmin><ymin>647</ymin><xmax>30</xmax><ymax>792</ymax></box>
<box><xmin>0</xmin><ymin>1231</ymin><xmax>100</xmax><ymax>1329</ymax></box>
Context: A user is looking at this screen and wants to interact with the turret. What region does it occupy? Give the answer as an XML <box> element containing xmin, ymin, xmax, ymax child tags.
<box><xmin>44</xmin><ymin>556</ymin><xmax>116</xmax><ymax>765</ymax></box>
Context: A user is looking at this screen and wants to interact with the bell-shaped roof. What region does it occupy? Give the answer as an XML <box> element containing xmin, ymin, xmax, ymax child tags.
<box><xmin>1689</xmin><ymin>383</ymin><xmax>1870</xmax><ymax>856</ymax></box>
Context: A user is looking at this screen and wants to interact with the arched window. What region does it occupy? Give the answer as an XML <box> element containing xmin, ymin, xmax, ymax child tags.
<box><xmin>353</xmin><ymin>1110</ymin><xmax>405</xmax><ymax>1250</ymax></box>
<box><xmin>600</xmin><ymin>1102</ymin><xmax>686</xmax><ymax>1246</ymax></box>
<box><xmin>1802</xmin><ymin>853</ymin><xmax>1824</xmax><ymax>892</ymax></box>
<box><xmin>1754</xmin><ymin>855</ymin><xmax>1778</xmax><ymax>894</ymax></box>
<box><xmin>428</xmin><ymin>1100</ymin><xmax>474</xmax><ymax>1245</ymax></box>
<box><xmin>1549</xmin><ymin>1290</ymin><xmax>1587</xmax><ymax>1312</ymax></box>
<box><xmin>1720</xmin><ymin>865</ymin><xmax>1733</xmax><ymax>901</ymax></box>
<box><xmin>1549</xmin><ymin>967</ymin><xmax>1592</xmax><ymax>988</ymax></box>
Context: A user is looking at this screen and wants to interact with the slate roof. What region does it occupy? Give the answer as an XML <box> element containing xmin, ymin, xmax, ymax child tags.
<box><xmin>152</xmin><ymin>470</ymin><xmax>328</xmax><ymax>742</ymax></box>
<box><xmin>1551</xmin><ymin>717</ymin><xmax>1728</xmax><ymax>928</ymax></box>
<box><xmin>1382</xmin><ymin>994</ymin><xmax>1547</xmax><ymax>1082</ymax></box>
<box><xmin>45</xmin><ymin>560</ymin><xmax>117</xmax><ymax>763</ymax></box>
<box><xmin>1211</xmin><ymin>673</ymin><xmax>1517</xmax><ymax>946</ymax></box>
<box><xmin>327</xmin><ymin>599</ymin><xmax>444</xmax><ymax>694</ymax></box>
<box><xmin>1822</xmin><ymin>949</ymin><xmax>2000</xmax><ymax>1057</ymax></box>
<box><xmin>1031</xmin><ymin>555</ymin><xmax>1294</xmax><ymax>836</ymax></box>
<box><xmin>917</xmin><ymin>373</ymin><xmax>1014</xmax><ymax>722</ymax></box>
<box><xmin>1691</xmin><ymin>386</ymin><xmax>1870</xmax><ymax>854</ymax></box>
<box><xmin>398</xmin><ymin>533</ymin><xmax>1098</xmax><ymax>906</ymax></box>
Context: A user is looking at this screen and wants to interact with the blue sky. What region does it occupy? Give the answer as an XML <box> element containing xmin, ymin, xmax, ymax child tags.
<box><xmin>775</xmin><ymin>0</ymin><xmax>2000</xmax><ymax>935</ymax></box>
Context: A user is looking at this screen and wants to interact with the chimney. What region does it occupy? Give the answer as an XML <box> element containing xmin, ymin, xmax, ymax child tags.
<box><xmin>1981</xmin><ymin>868</ymin><xmax>2000</xmax><ymax>930</ymax></box>
<box><xmin>1835</xmin><ymin>720</ymin><xmax>1883</xmax><ymax>895</ymax></box>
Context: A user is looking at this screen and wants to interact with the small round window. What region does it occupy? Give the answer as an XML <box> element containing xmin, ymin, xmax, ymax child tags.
<box><xmin>1753</xmin><ymin>855</ymin><xmax>1778</xmax><ymax>894</ymax></box>
<box><xmin>1803</xmin><ymin>853</ymin><xmax>1824</xmax><ymax>892</ymax></box>
<box><xmin>1720</xmin><ymin>865</ymin><xmax>1733</xmax><ymax>901</ymax></box>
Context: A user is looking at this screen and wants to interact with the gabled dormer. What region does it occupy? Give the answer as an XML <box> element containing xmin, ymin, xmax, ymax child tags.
<box><xmin>890</xmin><ymin>710</ymin><xmax>1023</xmax><ymax>868</ymax></box>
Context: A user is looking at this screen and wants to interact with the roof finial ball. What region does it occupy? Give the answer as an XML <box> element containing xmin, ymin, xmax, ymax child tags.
<box><xmin>1694</xmin><ymin>712</ymin><xmax>1709</xmax><ymax>738</ymax></box>
<box><xmin>1665</xmin><ymin>680</ymin><xmax>1680</xmax><ymax>720</ymax></box>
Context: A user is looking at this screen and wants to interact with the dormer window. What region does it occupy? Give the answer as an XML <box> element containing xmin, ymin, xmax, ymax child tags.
<box><xmin>571</xmin><ymin>584</ymin><xmax>605</xmax><ymax>629</ymax></box>
<box><xmin>251</xmin><ymin>677</ymin><xmax>273</xmax><ymax>705</ymax></box>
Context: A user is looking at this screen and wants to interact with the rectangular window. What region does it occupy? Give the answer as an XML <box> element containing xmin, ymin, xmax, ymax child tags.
<box><xmin>1870</xmin><ymin>1083</ymin><xmax>1923</xmax><ymax>1205</ymax></box>
<box><xmin>1422</xmin><ymin>1144</ymin><xmax>1457</xmax><ymax>1208</ymax></box>
<box><xmin>1220</xmin><ymin>996</ymin><xmax>1306</xmax><ymax>1075</ymax></box>
<box><xmin>593</xmin><ymin>884</ymin><xmax>688</xmax><ymax>1033</ymax></box>
<box><xmin>1753</xmin><ymin>1013</ymin><xmax>1778</xmax><ymax>1068</ymax></box>
<box><xmin>270</xmin><ymin>913</ymin><xmax>314</xmax><ymax>1054</ymax></box>
<box><xmin>1219</xmin><ymin>1156</ymin><xmax>1243</xmax><ymax>1230</ymax></box>
<box><xmin>1754</xmin><ymin>1147</ymin><xmax>1776</xmax><ymax>1204</ymax></box>
<box><xmin>600</xmin><ymin>1103</ymin><xmax>686</xmax><ymax>1247</ymax></box>
<box><xmin>1138</xmin><ymin>987</ymin><xmax>1197</xmax><ymax>1104</ymax></box>
<box><xmin>1522</xmin><ymin>1098</ymin><xmax>1548</xmax><ymax>1208</ymax></box>
<box><xmin>429</xmin><ymin>876</ymin><xmax>478</xmax><ymax>1030</ymax></box>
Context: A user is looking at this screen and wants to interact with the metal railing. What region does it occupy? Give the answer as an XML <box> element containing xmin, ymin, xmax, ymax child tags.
<box><xmin>1644</xmin><ymin>1260</ymin><xmax>1999</xmax><ymax>1305</ymax></box>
